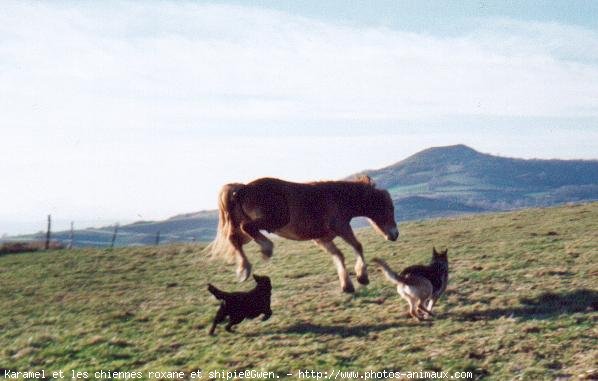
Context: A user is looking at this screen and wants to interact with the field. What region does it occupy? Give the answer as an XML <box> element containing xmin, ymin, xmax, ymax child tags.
<box><xmin>1</xmin><ymin>203</ymin><xmax>597</xmax><ymax>380</ymax></box>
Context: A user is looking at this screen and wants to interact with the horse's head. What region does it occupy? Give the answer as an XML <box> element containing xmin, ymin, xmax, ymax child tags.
<box><xmin>367</xmin><ymin>188</ymin><xmax>399</xmax><ymax>241</ymax></box>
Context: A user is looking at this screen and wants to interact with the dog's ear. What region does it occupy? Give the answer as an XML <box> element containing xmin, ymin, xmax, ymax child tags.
<box><xmin>253</xmin><ymin>274</ymin><xmax>259</xmax><ymax>281</ymax></box>
<box><xmin>442</xmin><ymin>248</ymin><xmax>448</xmax><ymax>255</ymax></box>
<box><xmin>433</xmin><ymin>246</ymin><xmax>439</xmax><ymax>256</ymax></box>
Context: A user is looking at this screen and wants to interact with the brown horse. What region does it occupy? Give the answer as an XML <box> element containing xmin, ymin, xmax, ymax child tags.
<box><xmin>206</xmin><ymin>176</ymin><xmax>399</xmax><ymax>293</ymax></box>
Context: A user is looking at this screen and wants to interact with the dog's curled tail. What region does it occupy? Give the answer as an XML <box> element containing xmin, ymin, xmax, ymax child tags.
<box><xmin>207</xmin><ymin>283</ymin><xmax>226</xmax><ymax>300</ymax></box>
<box><xmin>372</xmin><ymin>257</ymin><xmax>405</xmax><ymax>286</ymax></box>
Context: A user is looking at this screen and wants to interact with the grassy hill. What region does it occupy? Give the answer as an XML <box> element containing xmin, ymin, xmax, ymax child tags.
<box><xmin>1</xmin><ymin>203</ymin><xmax>596</xmax><ymax>380</ymax></box>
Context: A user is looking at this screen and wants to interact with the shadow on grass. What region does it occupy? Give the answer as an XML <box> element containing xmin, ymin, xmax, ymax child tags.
<box><xmin>458</xmin><ymin>289</ymin><xmax>598</xmax><ymax>321</ymax></box>
<box><xmin>273</xmin><ymin>322</ymin><xmax>404</xmax><ymax>337</ymax></box>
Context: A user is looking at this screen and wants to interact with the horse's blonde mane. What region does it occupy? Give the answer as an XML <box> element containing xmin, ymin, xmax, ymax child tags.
<box><xmin>353</xmin><ymin>175</ymin><xmax>376</xmax><ymax>187</ymax></box>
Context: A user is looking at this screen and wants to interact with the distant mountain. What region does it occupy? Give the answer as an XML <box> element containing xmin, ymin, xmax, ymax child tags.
<box><xmin>6</xmin><ymin>145</ymin><xmax>597</xmax><ymax>247</ymax></box>
<box><xmin>352</xmin><ymin>144</ymin><xmax>598</xmax><ymax>221</ymax></box>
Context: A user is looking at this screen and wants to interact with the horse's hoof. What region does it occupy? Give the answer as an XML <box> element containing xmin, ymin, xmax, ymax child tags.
<box><xmin>260</xmin><ymin>247</ymin><xmax>273</xmax><ymax>259</ymax></box>
<box><xmin>236</xmin><ymin>266</ymin><xmax>251</xmax><ymax>282</ymax></box>
<box><xmin>342</xmin><ymin>283</ymin><xmax>355</xmax><ymax>293</ymax></box>
<box><xmin>357</xmin><ymin>274</ymin><xmax>370</xmax><ymax>285</ymax></box>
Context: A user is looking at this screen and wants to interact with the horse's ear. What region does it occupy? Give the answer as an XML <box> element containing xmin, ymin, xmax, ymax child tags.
<box><xmin>356</xmin><ymin>175</ymin><xmax>376</xmax><ymax>187</ymax></box>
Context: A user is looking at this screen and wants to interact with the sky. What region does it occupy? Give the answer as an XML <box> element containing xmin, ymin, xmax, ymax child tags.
<box><xmin>1</xmin><ymin>1</ymin><xmax>598</xmax><ymax>235</ymax></box>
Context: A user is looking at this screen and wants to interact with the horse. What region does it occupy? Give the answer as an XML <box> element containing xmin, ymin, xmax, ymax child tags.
<box><xmin>206</xmin><ymin>176</ymin><xmax>399</xmax><ymax>293</ymax></box>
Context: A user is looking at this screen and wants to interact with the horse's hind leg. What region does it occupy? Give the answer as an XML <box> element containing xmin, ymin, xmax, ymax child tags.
<box><xmin>338</xmin><ymin>228</ymin><xmax>369</xmax><ymax>285</ymax></box>
<box><xmin>231</xmin><ymin>235</ymin><xmax>252</xmax><ymax>282</ymax></box>
<box><xmin>240</xmin><ymin>217</ymin><xmax>283</xmax><ymax>259</ymax></box>
<box><xmin>314</xmin><ymin>239</ymin><xmax>355</xmax><ymax>293</ymax></box>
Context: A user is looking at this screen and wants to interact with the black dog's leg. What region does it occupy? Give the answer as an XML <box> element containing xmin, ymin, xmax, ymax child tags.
<box><xmin>209</xmin><ymin>305</ymin><xmax>227</xmax><ymax>336</ymax></box>
<box><xmin>262</xmin><ymin>307</ymin><xmax>272</xmax><ymax>321</ymax></box>
<box><xmin>225</xmin><ymin>316</ymin><xmax>243</xmax><ymax>333</ymax></box>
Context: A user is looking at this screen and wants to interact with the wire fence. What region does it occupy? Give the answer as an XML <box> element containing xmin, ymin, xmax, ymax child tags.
<box><xmin>0</xmin><ymin>215</ymin><xmax>209</xmax><ymax>250</ymax></box>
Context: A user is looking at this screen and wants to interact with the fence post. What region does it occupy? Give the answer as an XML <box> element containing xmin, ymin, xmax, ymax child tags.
<box><xmin>110</xmin><ymin>223</ymin><xmax>119</xmax><ymax>249</ymax></box>
<box><xmin>155</xmin><ymin>231</ymin><xmax>160</xmax><ymax>246</ymax></box>
<box><xmin>68</xmin><ymin>221</ymin><xmax>74</xmax><ymax>249</ymax></box>
<box><xmin>45</xmin><ymin>214</ymin><xmax>51</xmax><ymax>250</ymax></box>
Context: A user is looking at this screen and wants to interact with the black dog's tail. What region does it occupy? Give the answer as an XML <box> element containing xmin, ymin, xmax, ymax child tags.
<box><xmin>208</xmin><ymin>284</ymin><xmax>227</xmax><ymax>301</ymax></box>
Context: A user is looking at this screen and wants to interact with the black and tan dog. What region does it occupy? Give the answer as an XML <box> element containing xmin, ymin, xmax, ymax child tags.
<box><xmin>400</xmin><ymin>247</ymin><xmax>449</xmax><ymax>314</ymax></box>
<box><xmin>207</xmin><ymin>274</ymin><xmax>272</xmax><ymax>335</ymax></box>
<box><xmin>373</xmin><ymin>257</ymin><xmax>434</xmax><ymax>321</ymax></box>
<box><xmin>373</xmin><ymin>248</ymin><xmax>449</xmax><ymax>321</ymax></box>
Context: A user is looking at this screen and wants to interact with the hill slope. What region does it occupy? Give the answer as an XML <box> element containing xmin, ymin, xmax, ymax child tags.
<box><xmin>1</xmin><ymin>203</ymin><xmax>596</xmax><ymax>379</ymax></box>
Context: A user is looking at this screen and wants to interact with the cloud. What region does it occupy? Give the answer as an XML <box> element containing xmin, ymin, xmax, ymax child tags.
<box><xmin>1</xmin><ymin>1</ymin><xmax>598</xmax><ymax>135</ymax></box>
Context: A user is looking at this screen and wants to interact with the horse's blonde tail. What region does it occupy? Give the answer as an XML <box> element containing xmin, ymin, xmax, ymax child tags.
<box><xmin>204</xmin><ymin>183</ymin><xmax>247</xmax><ymax>263</ymax></box>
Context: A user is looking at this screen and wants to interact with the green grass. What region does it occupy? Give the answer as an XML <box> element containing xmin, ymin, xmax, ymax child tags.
<box><xmin>1</xmin><ymin>203</ymin><xmax>597</xmax><ymax>380</ymax></box>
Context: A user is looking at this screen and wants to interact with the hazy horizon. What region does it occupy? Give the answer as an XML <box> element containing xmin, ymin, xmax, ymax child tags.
<box><xmin>2</xmin><ymin>143</ymin><xmax>596</xmax><ymax>237</ymax></box>
<box><xmin>2</xmin><ymin>1</ymin><xmax>598</xmax><ymax>235</ymax></box>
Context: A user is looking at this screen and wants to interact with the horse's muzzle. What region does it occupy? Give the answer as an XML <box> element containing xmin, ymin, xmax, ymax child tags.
<box><xmin>386</xmin><ymin>227</ymin><xmax>399</xmax><ymax>241</ymax></box>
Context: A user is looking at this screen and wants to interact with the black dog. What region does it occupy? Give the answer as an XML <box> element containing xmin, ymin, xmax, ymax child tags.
<box><xmin>207</xmin><ymin>274</ymin><xmax>272</xmax><ymax>335</ymax></box>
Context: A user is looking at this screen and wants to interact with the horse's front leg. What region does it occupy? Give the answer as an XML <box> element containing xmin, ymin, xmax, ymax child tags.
<box><xmin>314</xmin><ymin>239</ymin><xmax>355</xmax><ymax>293</ymax></box>
<box><xmin>338</xmin><ymin>228</ymin><xmax>369</xmax><ymax>285</ymax></box>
